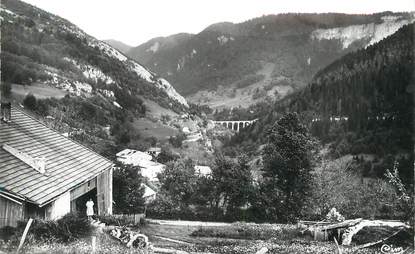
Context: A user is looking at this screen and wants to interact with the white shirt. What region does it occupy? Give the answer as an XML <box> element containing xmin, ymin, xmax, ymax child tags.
<box><xmin>86</xmin><ymin>200</ymin><xmax>94</xmax><ymax>216</ymax></box>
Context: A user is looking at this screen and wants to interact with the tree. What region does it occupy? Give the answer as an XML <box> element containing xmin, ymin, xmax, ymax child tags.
<box><xmin>158</xmin><ymin>159</ymin><xmax>197</xmax><ymax>207</ymax></box>
<box><xmin>169</xmin><ymin>132</ymin><xmax>187</xmax><ymax>148</ymax></box>
<box><xmin>113</xmin><ymin>163</ymin><xmax>145</xmax><ymax>214</ymax></box>
<box><xmin>261</xmin><ymin>112</ymin><xmax>315</xmax><ymax>222</ymax></box>
<box><xmin>305</xmin><ymin>157</ymin><xmax>401</xmax><ymax>220</ymax></box>
<box><xmin>79</xmin><ymin>101</ymin><xmax>96</xmax><ymax>121</ymax></box>
<box><xmin>385</xmin><ymin>161</ymin><xmax>414</xmax><ymax>223</ymax></box>
<box><xmin>23</xmin><ymin>93</ymin><xmax>37</xmax><ymax>110</ymax></box>
<box><xmin>210</xmin><ymin>154</ymin><xmax>253</xmax><ymax>217</ymax></box>
<box><xmin>157</xmin><ymin>148</ymin><xmax>179</xmax><ymax>164</ymax></box>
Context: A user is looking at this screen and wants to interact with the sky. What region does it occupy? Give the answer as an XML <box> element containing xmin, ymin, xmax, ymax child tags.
<box><xmin>23</xmin><ymin>0</ymin><xmax>414</xmax><ymax>46</ymax></box>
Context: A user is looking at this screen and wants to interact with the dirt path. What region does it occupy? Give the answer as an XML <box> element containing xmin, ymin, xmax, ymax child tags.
<box><xmin>147</xmin><ymin>219</ymin><xmax>231</xmax><ymax>227</ymax></box>
<box><xmin>154</xmin><ymin>235</ymin><xmax>193</xmax><ymax>245</ymax></box>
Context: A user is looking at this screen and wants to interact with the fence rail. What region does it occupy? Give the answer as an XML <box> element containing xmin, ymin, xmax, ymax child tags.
<box><xmin>112</xmin><ymin>213</ymin><xmax>145</xmax><ymax>224</ymax></box>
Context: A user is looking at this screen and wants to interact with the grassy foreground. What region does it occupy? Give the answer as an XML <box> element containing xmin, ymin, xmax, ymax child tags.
<box><xmin>2</xmin><ymin>220</ymin><xmax>413</xmax><ymax>254</ymax></box>
<box><xmin>139</xmin><ymin>222</ymin><xmax>412</xmax><ymax>254</ymax></box>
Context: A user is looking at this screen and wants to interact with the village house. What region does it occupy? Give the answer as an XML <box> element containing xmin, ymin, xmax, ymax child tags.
<box><xmin>0</xmin><ymin>104</ymin><xmax>113</xmax><ymax>228</ymax></box>
<box><xmin>146</xmin><ymin>147</ymin><xmax>161</xmax><ymax>158</ymax></box>
<box><xmin>116</xmin><ymin>148</ymin><xmax>165</xmax><ymax>182</ymax></box>
<box><xmin>194</xmin><ymin>165</ymin><xmax>212</xmax><ymax>176</ymax></box>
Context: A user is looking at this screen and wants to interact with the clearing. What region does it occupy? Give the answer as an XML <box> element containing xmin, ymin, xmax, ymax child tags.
<box><xmin>11</xmin><ymin>83</ymin><xmax>68</xmax><ymax>100</ymax></box>
<box><xmin>133</xmin><ymin>117</ymin><xmax>178</xmax><ymax>141</ymax></box>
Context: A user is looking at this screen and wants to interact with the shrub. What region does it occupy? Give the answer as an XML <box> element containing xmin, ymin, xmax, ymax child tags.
<box><xmin>190</xmin><ymin>223</ymin><xmax>298</xmax><ymax>240</ymax></box>
<box><xmin>16</xmin><ymin>213</ymin><xmax>92</xmax><ymax>243</ymax></box>
<box><xmin>35</xmin><ymin>99</ymin><xmax>49</xmax><ymax>116</ymax></box>
<box><xmin>23</xmin><ymin>93</ymin><xmax>37</xmax><ymax>110</ymax></box>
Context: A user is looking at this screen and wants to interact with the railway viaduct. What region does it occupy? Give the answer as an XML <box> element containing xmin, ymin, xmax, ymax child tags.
<box><xmin>213</xmin><ymin>119</ymin><xmax>258</xmax><ymax>132</ymax></box>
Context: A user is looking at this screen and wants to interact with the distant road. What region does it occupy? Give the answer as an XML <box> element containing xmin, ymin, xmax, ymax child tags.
<box><xmin>147</xmin><ymin>219</ymin><xmax>231</xmax><ymax>227</ymax></box>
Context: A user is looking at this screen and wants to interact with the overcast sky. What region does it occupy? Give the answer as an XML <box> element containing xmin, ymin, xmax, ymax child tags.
<box><xmin>23</xmin><ymin>0</ymin><xmax>414</xmax><ymax>46</ymax></box>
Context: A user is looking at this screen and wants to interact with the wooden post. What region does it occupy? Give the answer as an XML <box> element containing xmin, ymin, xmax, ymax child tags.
<box><xmin>334</xmin><ymin>237</ymin><xmax>342</xmax><ymax>254</ymax></box>
<box><xmin>92</xmin><ymin>236</ymin><xmax>97</xmax><ymax>253</ymax></box>
<box><xmin>16</xmin><ymin>218</ymin><xmax>33</xmax><ymax>254</ymax></box>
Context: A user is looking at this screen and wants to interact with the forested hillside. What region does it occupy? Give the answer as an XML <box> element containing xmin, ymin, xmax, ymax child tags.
<box><xmin>226</xmin><ymin>23</ymin><xmax>414</xmax><ymax>184</ymax></box>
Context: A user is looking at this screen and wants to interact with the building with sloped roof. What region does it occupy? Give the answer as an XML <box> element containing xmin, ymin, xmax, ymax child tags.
<box><xmin>116</xmin><ymin>148</ymin><xmax>165</xmax><ymax>182</ymax></box>
<box><xmin>0</xmin><ymin>104</ymin><xmax>113</xmax><ymax>228</ymax></box>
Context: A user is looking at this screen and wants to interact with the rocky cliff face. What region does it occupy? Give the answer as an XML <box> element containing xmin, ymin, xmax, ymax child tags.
<box><xmin>1</xmin><ymin>0</ymin><xmax>188</xmax><ymax>111</ymax></box>
<box><xmin>311</xmin><ymin>15</ymin><xmax>414</xmax><ymax>49</ymax></box>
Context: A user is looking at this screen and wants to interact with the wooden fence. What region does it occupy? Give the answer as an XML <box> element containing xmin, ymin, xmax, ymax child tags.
<box><xmin>112</xmin><ymin>213</ymin><xmax>145</xmax><ymax>224</ymax></box>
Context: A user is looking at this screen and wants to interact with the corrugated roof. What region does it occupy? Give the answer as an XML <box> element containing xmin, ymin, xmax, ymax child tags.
<box><xmin>0</xmin><ymin>106</ymin><xmax>113</xmax><ymax>206</ymax></box>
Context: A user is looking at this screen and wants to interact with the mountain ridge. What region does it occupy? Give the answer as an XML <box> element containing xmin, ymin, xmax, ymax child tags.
<box><xmin>104</xmin><ymin>39</ymin><xmax>133</xmax><ymax>54</ymax></box>
<box><xmin>126</xmin><ymin>12</ymin><xmax>414</xmax><ymax>109</ymax></box>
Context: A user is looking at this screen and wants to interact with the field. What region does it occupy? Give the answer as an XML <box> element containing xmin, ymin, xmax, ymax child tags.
<box><xmin>11</xmin><ymin>83</ymin><xmax>68</xmax><ymax>101</ymax></box>
<box><xmin>133</xmin><ymin>117</ymin><xmax>178</xmax><ymax>141</ymax></box>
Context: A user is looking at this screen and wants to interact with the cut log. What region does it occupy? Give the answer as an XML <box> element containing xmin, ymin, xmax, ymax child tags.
<box><xmin>255</xmin><ymin>247</ymin><xmax>268</xmax><ymax>254</ymax></box>
<box><xmin>342</xmin><ymin>220</ymin><xmax>408</xmax><ymax>246</ymax></box>
<box><xmin>352</xmin><ymin>228</ymin><xmax>405</xmax><ymax>250</ymax></box>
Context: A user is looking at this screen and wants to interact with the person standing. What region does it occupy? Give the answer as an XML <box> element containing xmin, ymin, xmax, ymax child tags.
<box><xmin>86</xmin><ymin>198</ymin><xmax>94</xmax><ymax>221</ymax></box>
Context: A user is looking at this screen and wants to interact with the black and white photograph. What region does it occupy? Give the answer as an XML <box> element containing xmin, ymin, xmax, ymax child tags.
<box><xmin>0</xmin><ymin>0</ymin><xmax>414</xmax><ymax>253</ymax></box>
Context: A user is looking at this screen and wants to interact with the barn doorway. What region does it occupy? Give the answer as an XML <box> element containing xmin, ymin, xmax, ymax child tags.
<box><xmin>72</xmin><ymin>188</ymin><xmax>97</xmax><ymax>217</ymax></box>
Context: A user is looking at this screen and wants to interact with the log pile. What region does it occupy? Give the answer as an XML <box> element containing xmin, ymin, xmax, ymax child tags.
<box><xmin>108</xmin><ymin>227</ymin><xmax>149</xmax><ymax>249</ymax></box>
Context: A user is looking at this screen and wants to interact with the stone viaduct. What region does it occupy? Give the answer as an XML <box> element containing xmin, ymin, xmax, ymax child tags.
<box><xmin>213</xmin><ymin>119</ymin><xmax>258</xmax><ymax>132</ymax></box>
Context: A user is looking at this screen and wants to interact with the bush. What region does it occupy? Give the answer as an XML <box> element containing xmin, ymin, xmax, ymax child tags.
<box><xmin>35</xmin><ymin>99</ymin><xmax>49</xmax><ymax>116</ymax></box>
<box><xmin>16</xmin><ymin>213</ymin><xmax>92</xmax><ymax>243</ymax></box>
<box><xmin>23</xmin><ymin>93</ymin><xmax>37</xmax><ymax>110</ymax></box>
<box><xmin>190</xmin><ymin>223</ymin><xmax>298</xmax><ymax>240</ymax></box>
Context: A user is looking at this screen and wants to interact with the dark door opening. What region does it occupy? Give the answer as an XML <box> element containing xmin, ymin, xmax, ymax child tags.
<box><xmin>71</xmin><ymin>188</ymin><xmax>97</xmax><ymax>217</ymax></box>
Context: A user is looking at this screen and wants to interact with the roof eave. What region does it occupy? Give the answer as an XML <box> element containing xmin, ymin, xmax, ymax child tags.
<box><xmin>37</xmin><ymin>164</ymin><xmax>113</xmax><ymax>207</ymax></box>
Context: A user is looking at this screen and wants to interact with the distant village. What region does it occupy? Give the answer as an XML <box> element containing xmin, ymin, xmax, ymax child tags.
<box><xmin>115</xmin><ymin>147</ymin><xmax>212</xmax><ymax>204</ymax></box>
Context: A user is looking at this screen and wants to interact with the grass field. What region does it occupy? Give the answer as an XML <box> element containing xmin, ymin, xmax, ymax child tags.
<box><xmin>11</xmin><ymin>83</ymin><xmax>68</xmax><ymax>101</ymax></box>
<box><xmin>133</xmin><ymin>117</ymin><xmax>178</xmax><ymax>141</ymax></box>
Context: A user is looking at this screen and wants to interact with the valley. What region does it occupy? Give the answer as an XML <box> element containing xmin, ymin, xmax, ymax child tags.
<box><xmin>120</xmin><ymin>12</ymin><xmax>414</xmax><ymax>109</ymax></box>
<box><xmin>0</xmin><ymin>1</ymin><xmax>414</xmax><ymax>253</ymax></box>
